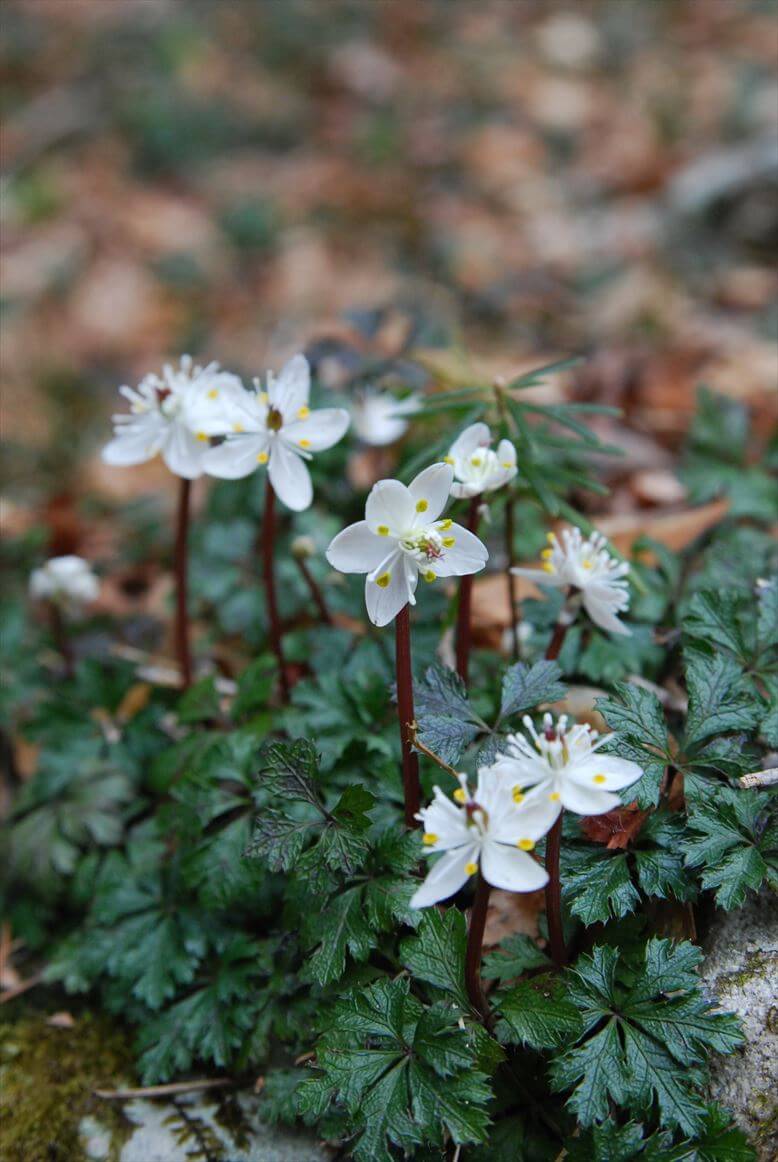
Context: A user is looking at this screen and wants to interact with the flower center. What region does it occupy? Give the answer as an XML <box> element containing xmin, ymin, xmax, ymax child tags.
<box><xmin>399</xmin><ymin>528</ymin><xmax>444</xmax><ymax>563</ymax></box>
<box><xmin>266</xmin><ymin>406</ymin><xmax>284</xmax><ymax>432</ymax></box>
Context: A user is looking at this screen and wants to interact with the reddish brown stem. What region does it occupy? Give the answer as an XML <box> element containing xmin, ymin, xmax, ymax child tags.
<box><xmin>174</xmin><ymin>478</ymin><xmax>193</xmax><ymax>689</ymax></box>
<box><xmin>262</xmin><ymin>483</ymin><xmax>290</xmax><ymax>702</ymax></box>
<box><xmin>504</xmin><ymin>491</ymin><xmax>521</xmax><ymax>660</ymax></box>
<box><xmin>545</xmin><ymin>814</ymin><xmax>566</xmax><ymax>969</ymax></box>
<box><xmin>295</xmin><ymin>557</ymin><xmax>332</xmax><ymax>625</ymax></box>
<box><xmin>455</xmin><ymin>497</ymin><xmax>481</xmax><ymax>684</ymax></box>
<box><xmin>395</xmin><ymin>604</ymin><xmax>420</xmax><ymax>828</ymax></box>
<box><xmin>465</xmin><ymin>873</ymin><xmax>492</xmax><ymax>1023</ymax></box>
<box><xmin>49</xmin><ymin>602</ymin><xmax>75</xmax><ymax>680</ymax></box>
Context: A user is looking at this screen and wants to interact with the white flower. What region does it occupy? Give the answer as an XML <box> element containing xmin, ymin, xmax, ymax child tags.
<box><xmin>446</xmin><ymin>422</ymin><xmax>517</xmax><ymax>499</ymax></box>
<box><xmin>352</xmin><ymin>388</ymin><xmax>421</xmax><ymax>446</ymax></box>
<box><xmin>486</xmin><ymin>712</ymin><xmax>644</xmax><ymax>819</ymax></box>
<box><xmin>199</xmin><ymin>354</ymin><xmax>350</xmax><ymax>512</ymax></box>
<box><xmin>325</xmin><ymin>462</ymin><xmax>488</xmax><ymax>627</ymax></box>
<box><xmin>102</xmin><ymin>356</ymin><xmax>245</xmax><ymax>480</ymax></box>
<box><xmin>29</xmin><ymin>556</ymin><xmax>99</xmax><ymax>612</ymax></box>
<box><xmin>410</xmin><ymin>770</ymin><xmax>554</xmax><ymax>908</ymax></box>
<box><xmin>512</xmin><ymin>526</ymin><xmax>631</xmax><ymax>636</ymax></box>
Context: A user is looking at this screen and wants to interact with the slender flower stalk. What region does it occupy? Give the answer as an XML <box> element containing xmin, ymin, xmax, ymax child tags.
<box><xmin>465</xmin><ymin>873</ymin><xmax>493</xmax><ymax>1023</ymax></box>
<box><xmin>544</xmin><ymin>816</ymin><xmax>566</xmax><ymax>968</ymax></box>
<box><xmin>49</xmin><ymin>602</ymin><xmax>75</xmax><ymax>680</ymax></box>
<box><xmin>395</xmin><ymin>605</ymin><xmax>420</xmax><ymax>827</ymax></box>
<box><xmin>455</xmin><ymin>497</ymin><xmax>481</xmax><ymax>683</ymax></box>
<box><xmin>262</xmin><ymin>481</ymin><xmax>290</xmax><ymax>702</ymax></box>
<box><xmin>29</xmin><ymin>555</ymin><xmax>99</xmax><ymax>680</ymax></box>
<box><xmin>174</xmin><ymin>479</ymin><xmax>193</xmax><ymax>689</ymax></box>
<box><xmin>292</xmin><ymin>551</ymin><xmax>332</xmax><ymax>625</ymax></box>
<box><xmin>504</xmin><ymin>488</ymin><xmax>521</xmax><ymax>660</ymax></box>
<box><xmin>545</xmin><ymin>592</ymin><xmax>576</xmax><ymax>661</ymax></box>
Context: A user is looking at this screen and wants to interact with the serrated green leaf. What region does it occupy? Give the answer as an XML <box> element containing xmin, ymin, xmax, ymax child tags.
<box><xmin>684</xmin><ymin>650</ymin><xmax>761</xmax><ymax>750</ymax></box>
<box><xmin>481</xmin><ymin>933</ymin><xmax>550</xmax><ymax>981</ymax></box>
<box><xmin>563</xmin><ymin>847</ymin><xmax>640</xmax><ymax>925</ymax></box>
<box><xmin>498</xmin><ymin>660</ymin><xmax>566</xmax><ymax>722</ymax></box>
<box><xmin>401</xmin><ymin>908</ymin><xmax>468</xmax><ymax>1009</ymax></box>
<box><xmin>413</xmin><ymin>664</ymin><xmax>486</xmax><ymax>763</ymax></box>
<box><xmin>496</xmin><ymin>974</ymin><xmax>583</xmax><ymax>1050</ymax></box>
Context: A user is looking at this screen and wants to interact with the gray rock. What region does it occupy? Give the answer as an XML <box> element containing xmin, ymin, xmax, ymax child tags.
<box><xmin>81</xmin><ymin>1090</ymin><xmax>329</xmax><ymax>1162</ymax></box>
<box><xmin>700</xmin><ymin>890</ymin><xmax>778</xmax><ymax>1160</ymax></box>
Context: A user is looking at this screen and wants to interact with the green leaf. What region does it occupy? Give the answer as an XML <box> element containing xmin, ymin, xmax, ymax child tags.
<box><xmin>498</xmin><ymin>660</ymin><xmax>566</xmax><ymax>722</ymax></box>
<box><xmin>496</xmin><ymin>974</ymin><xmax>583</xmax><ymax>1050</ymax></box>
<box><xmin>551</xmin><ymin>939</ymin><xmax>744</xmax><ymax>1136</ymax></box>
<box><xmin>414</xmin><ymin>665</ymin><xmax>485</xmax><ymax>763</ymax></box>
<box><xmin>481</xmin><ymin>933</ymin><xmax>550</xmax><ymax>981</ymax></box>
<box><xmin>681</xmin><ymin>787</ymin><xmax>778</xmax><ymax>909</ymax></box>
<box><xmin>684</xmin><ymin>650</ymin><xmax>761</xmax><ymax>750</ymax></box>
<box><xmin>255</xmin><ymin>738</ymin><xmax>322</xmax><ymax>806</ymax></box>
<box><xmin>177</xmin><ymin>676</ymin><xmax>221</xmax><ymax>724</ymax></box>
<box><xmin>562</xmin><ymin>847</ymin><xmax>640</xmax><ymax>925</ymax></box>
<box><xmin>595</xmin><ymin>684</ymin><xmax>670</xmax><ymax>807</ymax></box>
<box><xmin>300</xmin><ymin>978</ymin><xmax>493</xmax><ymax>1159</ymax></box>
<box><xmin>683</xmin><ymin>591</ymin><xmax>752</xmax><ymax>662</ymax></box>
<box><xmin>401</xmin><ymin>908</ymin><xmax>468</xmax><ymax>1009</ymax></box>
<box><xmin>757</xmin><ymin>577</ymin><xmax>778</xmax><ymax>652</ymax></box>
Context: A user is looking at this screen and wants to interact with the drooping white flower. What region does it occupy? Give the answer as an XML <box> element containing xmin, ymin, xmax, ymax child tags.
<box><xmin>29</xmin><ymin>555</ymin><xmax>99</xmax><ymax>613</ymax></box>
<box><xmin>325</xmin><ymin>462</ymin><xmax>488</xmax><ymax>627</ymax></box>
<box><xmin>102</xmin><ymin>356</ymin><xmax>245</xmax><ymax>480</ymax></box>
<box><xmin>486</xmin><ymin>712</ymin><xmax>644</xmax><ymax>819</ymax></box>
<box><xmin>446</xmin><ymin>422</ymin><xmax>517</xmax><ymax>499</ymax></box>
<box><xmin>512</xmin><ymin>526</ymin><xmax>631</xmax><ymax>636</ymax></box>
<box><xmin>352</xmin><ymin>388</ymin><xmax>421</xmax><ymax>446</ymax></box>
<box><xmin>199</xmin><ymin>354</ymin><xmax>350</xmax><ymax>512</ymax></box>
<box><xmin>410</xmin><ymin>770</ymin><xmax>554</xmax><ymax>908</ymax></box>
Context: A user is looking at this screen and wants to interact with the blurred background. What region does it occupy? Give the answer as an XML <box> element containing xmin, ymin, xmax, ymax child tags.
<box><xmin>2</xmin><ymin>0</ymin><xmax>776</xmax><ymax>528</ymax></box>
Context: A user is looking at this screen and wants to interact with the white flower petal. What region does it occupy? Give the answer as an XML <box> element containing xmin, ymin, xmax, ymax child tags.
<box><xmin>418</xmin><ymin>789</ymin><xmax>472</xmax><ymax>850</ymax></box>
<box><xmin>410</xmin><ymin>846</ymin><xmax>478</xmax><ymax>908</ymax></box>
<box><xmin>450</xmin><ymin>481</ymin><xmax>481</xmax><ymax>499</ymax></box>
<box><xmin>268</xmin><ymin>440</ymin><xmax>313</xmax><ymax>510</ymax></box>
<box><xmin>567</xmin><ymin>755</ymin><xmax>644</xmax><ymax>793</ymax></box>
<box><xmin>325</xmin><ymin>521</ymin><xmax>390</xmax><ymax>574</ymax></box>
<box><xmin>496</xmin><ymin>439</ymin><xmax>517</xmax><ymax>469</ymax></box>
<box><xmin>583</xmin><ymin>589</ymin><xmax>631</xmax><ymax>636</ymax></box>
<box><xmin>102</xmin><ymin>415</ymin><xmax>166</xmax><ymax>466</ymax></box>
<box><xmin>511</xmin><ymin>566</ymin><xmax>565</xmax><ymax>589</ymax></box>
<box><xmin>481</xmin><ymin>841</ymin><xmax>548</xmax><ymax>892</ymax></box>
<box><xmin>162</xmin><ymin>424</ymin><xmax>205</xmax><ymax>479</ymax></box>
<box><xmin>559</xmin><ymin>781</ymin><xmax>621</xmax><ymax>816</ymax></box>
<box><xmin>202</xmin><ymin>433</ymin><xmax>270</xmax><ymax>479</ymax></box>
<box><xmin>282</xmin><ymin>407</ymin><xmax>350</xmax><ymax>452</ymax></box>
<box><xmin>433</xmin><ymin>523</ymin><xmax>489</xmax><ymax>577</ymax></box>
<box><xmin>409</xmin><ymin>463</ymin><xmax>455</xmax><ymax>523</ymax></box>
<box><xmin>270</xmin><ymin>353</ymin><xmax>310</xmax><ymax>419</ymax></box>
<box><xmin>364</xmin><ymin>550</ymin><xmax>414</xmax><ymax>626</ymax></box>
<box><xmin>365</xmin><ymin>479</ymin><xmax>415</xmax><ymax>535</ymax></box>
<box><xmin>487</xmin><ymin>790</ymin><xmax>560</xmax><ymax>843</ymax></box>
<box><xmin>450</xmin><ymin>423</ymin><xmax>490</xmax><ymax>463</ymax></box>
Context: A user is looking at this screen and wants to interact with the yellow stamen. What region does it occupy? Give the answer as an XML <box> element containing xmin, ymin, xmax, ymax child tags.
<box><xmin>259</xmin><ymin>391</ymin><xmax>268</xmax><ymax>404</ymax></box>
<box><xmin>501</xmin><ymin>461</ymin><xmax>513</xmax><ymax>468</ymax></box>
<box><xmin>297</xmin><ymin>405</ymin><xmax>310</xmax><ymax>419</ymax></box>
<box><xmin>232</xmin><ymin>423</ymin><xmax>244</xmax><ymax>433</ymax></box>
<box><xmin>593</xmin><ymin>774</ymin><xmax>607</xmax><ymax>784</ymax></box>
<box><xmin>257</xmin><ymin>451</ymin><xmax>268</xmax><ymax>464</ymax></box>
<box><xmin>542</xmin><ymin>562</ymin><xmax>556</xmax><ymax>574</ymax></box>
<box><xmin>207</xmin><ymin>388</ymin><xmax>219</xmax><ymax>400</ymax></box>
<box><xmin>464</xmin><ymin>861</ymin><xmax>478</xmax><ymax>876</ymax></box>
<box><xmin>376</xmin><ymin>572</ymin><xmax>391</xmax><ymax>588</ymax></box>
<box><xmin>540</xmin><ymin>548</ymin><xmax>553</xmax><ymax>560</ymax></box>
<box><xmin>438</xmin><ymin>518</ymin><xmax>453</xmax><ymax>531</ymax></box>
<box><xmin>416</xmin><ymin>499</ymin><xmax>428</xmax><ymax>513</ymax></box>
<box><xmin>517</xmin><ymin>838</ymin><xmax>535</xmax><ymax>851</ymax></box>
<box><xmin>442</xmin><ymin>536</ymin><xmax>456</xmax><ymax>548</ymax></box>
<box><xmin>471</xmin><ymin>456</ymin><xmax>482</xmax><ymax>466</ymax></box>
<box><xmin>196</xmin><ymin>432</ymin><xmax>208</xmax><ymax>443</ymax></box>
<box><xmin>422</xmin><ymin>833</ymin><xmax>438</xmax><ymax>846</ymax></box>
<box><xmin>582</xmin><ymin>559</ymin><xmax>592</xmax><ymax>570</ymax></box>
<box><xmin>377</xmin><ymin>525</ymin><xmax>390</xmax><ymax>536</ymax></box>
<box><xmin>549</xmin><ymin>791</ymin><xmax>561</xmax><ymax>802</ymax></box>
<box><xmin>512</xmin><ymin>786</ymin><xmax>524</xmax><ymax>804</ymax></box>
<box><xmin>546</xmin><ymin>531</ymin><xmax>555</xmax><ymax>544</ymax></box>
<box><xmin>423</xmin><ymin>570</ymin><xmax>436</xmax><ymax>583</ymax></box>
<box><xmin>453</xmin><ymin>788</ymin><xmax>467</xmax><ymax>804</ymax></box>
<box><xmin>444</xmin><ymin>455</ymin><xmax>454</xmax><ymax>465</ymax></box>
<box><xmin>299</xmin><ymin>438</ymin><xmax>311</xmax><ymax>448</ymax></box>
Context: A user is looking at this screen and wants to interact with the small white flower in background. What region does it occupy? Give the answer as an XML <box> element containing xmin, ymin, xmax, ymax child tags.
<box><xmin>446</xmin><ymin>422</ymin><xmax>517</xmax><ymax>499</ymax></box>
<box><xmin>199</xmin><ymin>354</ymin><xmax>350</xmax><ymax>512</ymax></box>
<box><xmin>29</xmin><ymin>556</ymin><xmax>99</xmax><ymax>613</ymax></box>
<box><xmin>486</xmin><ymin>712</ymin><xmax>643</xmax><ymax>819</ymax></box>
<box><xmin>102</xmin><ymin>356</ymin><xmax>245</xmax><ymax>480</ymax></box>
<box><xmin>410</xmin><ymin>770</ymin><xmax>554</xmax><ymax>908</ymax></box>
<box><xmin>512</xmin><ymin>526</ymin><xmax>631</xmax><ymax>636</ymax></box>
<box><xmin>325</xmin><ymin>462</ymin><xmax>488</xmax><ymax>627</ymax></box>
<box><xmin>352</xmin><ymin>387</ymin><xmax>421</xmax><ymax>446</ymax></box>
